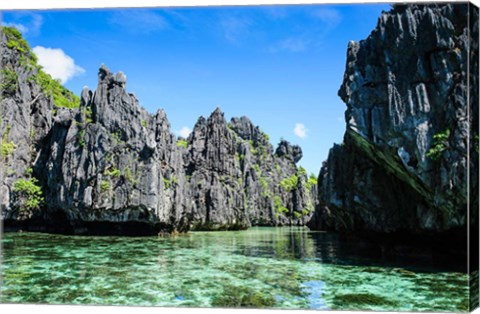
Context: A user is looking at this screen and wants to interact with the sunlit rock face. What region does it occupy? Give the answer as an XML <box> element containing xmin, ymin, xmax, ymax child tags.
<box><xmin>308</xmin><ymin>3</ymin><xmax>478</xmax><ymax>249</ymax></box>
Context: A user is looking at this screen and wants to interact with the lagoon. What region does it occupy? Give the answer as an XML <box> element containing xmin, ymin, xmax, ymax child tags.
<box><xmin>0</xmin><ymin>227</ymin><xmax>468</xmax><ymax>311</ymax></box>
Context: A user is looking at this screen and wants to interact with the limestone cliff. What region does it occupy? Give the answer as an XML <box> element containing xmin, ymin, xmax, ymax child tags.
<box><xmin>0</xmin><ymin>26</ymin><xmax>316</xmax><ymax>235</ymax></box>
<box><xmin>308</xmin><ymin>3</ymin><xmax>479</xmax><ymax>252</ymax></box>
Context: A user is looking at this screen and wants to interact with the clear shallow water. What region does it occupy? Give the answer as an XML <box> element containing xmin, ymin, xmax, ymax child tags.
<box><xmin>0</xmin><ymin>227</ymin><xmax>469</xmax><ymax>311</ymax></box>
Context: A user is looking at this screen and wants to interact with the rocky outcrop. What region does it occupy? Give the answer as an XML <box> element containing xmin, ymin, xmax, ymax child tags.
<box><xmin>0</xmin><ymin>26</ymin><xmax>316</xmax><ymax>235</ymax></box>
<box><xmin>0</xmin><ymin>27</ymin><xmax>54</xmax><ymax>223</ymax></box>
<box><xmin>308</xmin><ymin>3</ymin><xmax>478</xmax><ymax>251</ymax></box>
<box><xmin>186</xmin><ymin>110</ymin><xmax>316</xmax><ymax>230</ymax></box>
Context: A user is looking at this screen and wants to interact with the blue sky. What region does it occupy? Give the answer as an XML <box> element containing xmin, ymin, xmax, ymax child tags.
<box><xmin>2</xmin><ymin>3</ymin><xmax>391</xmax><ymax>175</ymax></box>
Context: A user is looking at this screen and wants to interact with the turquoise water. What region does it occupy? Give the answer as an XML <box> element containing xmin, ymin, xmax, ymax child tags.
<box><xmin>0</xmin><ymin>227</ymin><xmax>469</xmax><ymax>311</ymax></box>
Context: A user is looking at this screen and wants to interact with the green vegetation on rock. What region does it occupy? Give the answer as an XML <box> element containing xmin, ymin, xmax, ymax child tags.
<box><xmin>176</xmin><ymin>139</ymin><xmax>188</xmax><ymax>148</ymax></box>
<box><xmin>104</xmin><ymin>167</ymin><xmax>121</xmax><ymax>178</ymax></box>
<box><xmin>36</xmin><ymin>71</ymin><xmax>80</xmax><ymax>108</ymax></box>
<box><xmin>306</xmin><ymin>174</ymin><xmax>318</xmax><ymax>189</ymax></box>
<box><xmin>1</xmin><ymin>26</ymin><xmax>80</xmax><ymax>108</ymax></box>
<box><xmin>81</xmin><ymin>107</ymin><xmax>93</xmax><ymax>124</ymax></box>
<box><xmin>163</xmin><ymin>176</ymin><xmax>177</xmax><ymax>189</ymax></box>
<box><xmin>280</xmin><ymin>175</ymin><xmax>298</xmax><ymax>192</ymax></box>
<box><xmin>100</xmin><ymin>181</ymin><xmax>110</xmax><ymax>192</ymax></box>
<box><xmin>77</xmin><ymin>129</ymin><xmax>86</xmax><ymax>147</ymax></box>
<box><xmin>1</xmin><ymin>125</ymin><xmax>16</xmax><ymax>159</ymax></box>
<box><xmin>124</xmin><ymin>167</ymin><xmax>138</xmax><ymax>185</ymax></box>
<box><xmin>13</xmin><ymin>177</ymin><xmax>44</xmax><ymax>212</ymax></box>
<box><xmin>0</xmin><ymin>68</ymin><xmax>19</xmax><ymax>95</ymax></box>
<box><xmin>274</xmin><ymin>196</ymin><xmax>289</xmax><ymax>214</ymax></box>
<box><xmin>298</xmin><ymin>166</ymin><xmax>307</xmax><ymax>177</ymax></box>
<box><xmin>426</xmin><ymin>129</ymin><xmax>450</xmax><ymax>161</ymax></box>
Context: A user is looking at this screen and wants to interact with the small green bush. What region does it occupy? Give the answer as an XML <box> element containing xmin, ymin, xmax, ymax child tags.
<box><xmin>426</xmin><ymin>129</ymin><xmax>450</xmax><ymax>161</ymax></box>
<box><xmin>100</xmin><ymin>180</ymin><xmax>110</xmax><ymax>192</ymax></box>
<box><xmin>104</xmin><ymin>167</ymin><xmax>121</xmax><ymax>178</ymax></box>
<box><xmin>274</xmin><ymin>196</ymin><xmax>289</xmax><ymax>214</ymax></box>
<box><xmin>6</xmin><ymin>39</ymin><xmax>28</xmax><ymax>54</ymax></box>
<box><xmin>36</xmin><ymin>71</ymin><xmax>80</xmax><ymax>108</ymax></box>
<box><xmin>263</xmin><ymin>132</ymin><xmax>270</xmax><ymax>141</ymax></box>
<box><xmin>141</xmin><ymin>119</ymin><xmax>148</xmax><ymax>128</ymax></box>
<box><xmin>1</xmin><ymin>140</ymin><xmax>16</xmax><ymax>158</ymax></box>
<box><xmin>163</xmin><ymin>176</ymin><xmax>177</xmax><ymax>189</ymax></box>
<box><xmin>124</xmin><ymin>167</ymin><xmax>138</xmax><ymax>185</ymax></box>
<box><xmin>298</xmin><ymin>166</ymin><xmax>307</xmax><ymax>177</ymax></box>
<box><xmin>13</xmin><ymin>178</ymin><xmax>44</xmax><ymax>212</ymax></box>
<box><xmin>306</xmin><ymin>174</ymin><xmax>318</xmax><ymax>189</ymax></box>
<box><xmin>176</xmin><ymin>139</ymin><xmax>188</xmax><ymax>148</ymax></box>
<box><xmin>1</xmin><ymin>125</ymin><xmax>16</xmax><ymax>158</ymax></box>
<box><xmin>81</xmin><ymin>107</ymin><xmax>93</xmax><ymax>124</ymax></box>
<box><xmin>280</xmin><ymin>175</ymin><xmax>298</xmax><ymax>192</ymax></box>
<box><xmin>3</xmin><ymin>26</ymin><xmax>23</xmax><ymax>40</ymax></box>
<box><xmin>259</xmin><ymin>176</ymin><xmax>268</xmax><ymax>190</ymax></box>
<box><xmin>77</xmin><ymin>129</ymin><xmax>86</xmax><ymax>147</ymax></box>
<box><xmin>0</xmin><ymin>68</ymin><xmax>19</xmax><ymax>95</ymax></box>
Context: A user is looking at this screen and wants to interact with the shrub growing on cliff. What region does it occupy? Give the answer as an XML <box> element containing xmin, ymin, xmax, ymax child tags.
<box><xmin>280</xmin><ymin>175</ymin><xmax>298</xmax><ymax>192</ymax></box>
<box><xmin>163</xmin><ymin>176</ymin><xmax>177</xmax><ymax>189</ymax></box>
<box><xmin>13</xmin><ymin>178</ymin><xmax>44</xmax><ymax>212</ymax></box>
<box><xmin>274</xmin><ymin>196</ymin><xmax>289</xmax><ymax>214</ymax></box>
<box><xmin>104</xmin><ymin>167</ymin><xmax>121</xmax><ymax>178</ymax></box>
<box><xmin>298</xmin><ymin>166</ymin><xmax>307</xmax><ymax>177</ymax></box>
<box><xmin>1</xmin><ymin>141</ymin><xmax>16</xmax><ymax>158</ymax></box>
<box><xmin>0</xmin><ymin>68</ymin><xmax>19</xmax><ymax>95</ymax></box>
<box><xmin>1</xmin><ymin>125</ymin><xmax>16</xmax><ymax>159</ymax></box>
<box><xmin>176</xmin><ymin>139</ymin><xmax>188</xmax><ymax>148</ymax></box>
<box><xmin>306</xmin><ymin>174</ymin><xmax>318</xmax><ymax>189</ymax></box>
<box><xmin>100</xmin><ymin>180</ymin><xmax>110</xmax><ymax>192</ymax></box>
<box><xmin>36</xmin><ymin>71</ymin><xmax>80</xmax><ymax>108</ymax></box>
<box><xmin>426</xmin><ymin>129</ymin><xmax>450</xmax><ymax>161</ymax></box>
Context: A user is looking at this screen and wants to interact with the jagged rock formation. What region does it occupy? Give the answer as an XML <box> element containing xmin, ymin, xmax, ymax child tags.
<box><xmin>0</xmin><ymin>26</ymin><xmax>316</xmax><ymax>235</ymax></box>
<box><xmin>0</xmin><ymin>27</ymin><xmax>55</xmax><ymax>223</ymax></box>
<box><xmin>186</xmin><ymin>111</ymin><xmax>316</xmax><ymax>230</ymax></box>
<box><xmin>308</xmin><ymin>3</ymin><xmax>479</xmax><ymax>252</ymax></box>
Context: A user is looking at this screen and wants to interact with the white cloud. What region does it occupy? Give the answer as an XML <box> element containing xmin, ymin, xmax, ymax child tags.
<box><xmin>178</xmin><ymin>127</ymin><xmax>192</xmax><ymax>138</ymax></box>
<box><xmin>32</xmin><ymin>46</ymin><xmax>85</xmax><ymax>84</ymax></box>
<box><xmin>294</xmin><ymin>123</ymin><xmax>307</xmax><ymax>139</ymax></box>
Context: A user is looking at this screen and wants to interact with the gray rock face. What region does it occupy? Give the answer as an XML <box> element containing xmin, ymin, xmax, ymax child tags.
<box><xmin>36</xmin><ymin>65</ymin><xmax>191</xmax><ymax>234</ymax></box>
<box><xmin>0</xmin><ymin>28</ymin><xmax>53</xmax><ymax>222</ymax></box>
<box><xmin>308</xmin><ymin>3</ymin><xmax>478</xmax><ymax>245</ymax></box>
<box><xmin>186</xmin><ymin>109</ymin><xmax>317</xmax><ymax>230</ymax></box>
<box><xmin>1</xmin><ymin>27</ymin><xmax>317</xmax><ymax>235</ymax></box>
